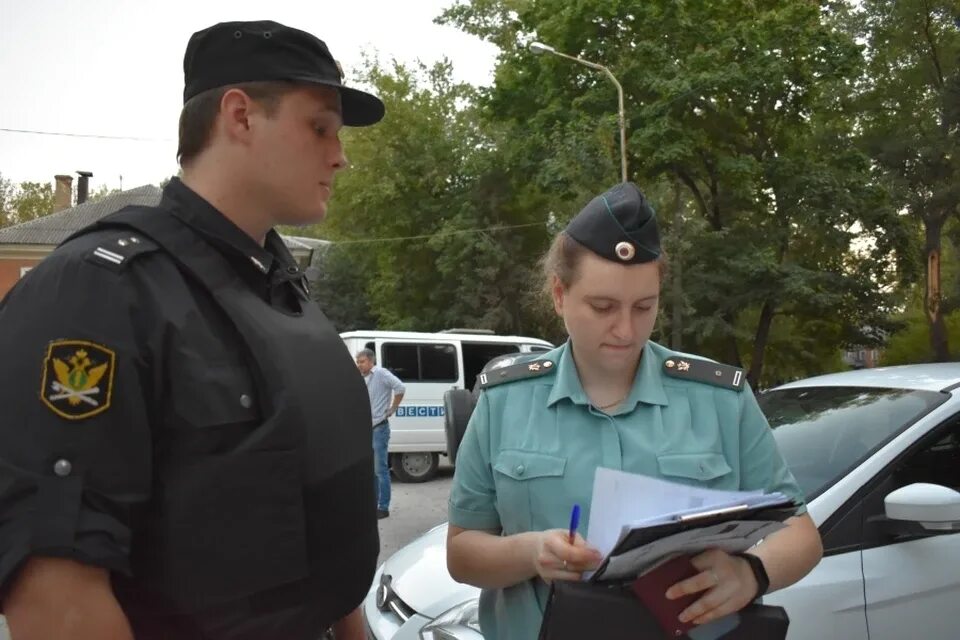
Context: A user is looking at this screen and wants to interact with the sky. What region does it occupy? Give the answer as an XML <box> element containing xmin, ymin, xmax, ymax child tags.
<box><xmin>0</xmin><ymin>0</ymin><xmax>499</xmax><ymax>192</ymax></box>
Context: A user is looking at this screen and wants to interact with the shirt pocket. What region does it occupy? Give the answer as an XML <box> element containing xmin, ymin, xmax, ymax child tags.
<box><xmin>493</xmin><ymin>449</ymin><xmax>567</xmax><ymax>533</ymax></box>
<box><xmin>656</xmin><ymin>451</ymin><xmax>734</xmax><ymax>489</ymax></box>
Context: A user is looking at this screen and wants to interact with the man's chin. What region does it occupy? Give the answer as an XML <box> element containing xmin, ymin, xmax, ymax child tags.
<box><xmin>278</xmin><ymin>205</ymin><xmax>328</xmax><ymax>227</ymax></box>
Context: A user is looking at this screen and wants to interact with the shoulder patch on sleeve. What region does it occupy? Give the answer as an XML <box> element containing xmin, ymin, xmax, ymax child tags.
<box><xmin>40</xmin><ymin>340</ymin><xmax>116</xmax><ymax>420</ymax></box>
<box><xmin>478</xmin><ymin>358</ymin><xmax>556</xmax><ymax>390</ymax></box>
<box><xmin>84</xmin><ymin>233</ymin><xmax>159</xmax><ymax>272</ymax></box>
<box><xmin>663</xmin><ymin>356</ymin><xmax>745</xmax><ymax>391</ymax></box>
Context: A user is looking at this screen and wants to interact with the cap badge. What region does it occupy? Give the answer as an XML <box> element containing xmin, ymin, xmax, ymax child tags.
<box><xmin>615</xmin><ymin>241</ymin><xmax>636</xmax><ymax>261</ymax></box>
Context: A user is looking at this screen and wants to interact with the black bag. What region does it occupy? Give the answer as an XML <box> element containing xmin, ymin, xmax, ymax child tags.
<box><xmin>538</xmin><ymin>580</ymin><xmax>789</xmax><ymax>640</ymax></box>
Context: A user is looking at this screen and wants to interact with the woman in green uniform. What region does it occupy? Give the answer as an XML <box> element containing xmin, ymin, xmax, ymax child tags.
<box><xmin>446</xmin><ymin>182</ymin><xmax>822</xmax><ymax>639</ymax></box>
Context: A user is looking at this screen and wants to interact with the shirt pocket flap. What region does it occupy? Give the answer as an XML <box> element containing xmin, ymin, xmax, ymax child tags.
<box><xmin>657</xmin><ymin>452</ymin><xmax>732</xmax><ymax>482</ymax></box>
<box><xmin>494</xmin><ymin>450</ymin><xmax>566</xmax><ymax>481</ymax></box>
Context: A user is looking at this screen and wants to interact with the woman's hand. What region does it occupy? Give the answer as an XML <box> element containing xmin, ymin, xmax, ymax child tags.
<box><xmin>665</xmin><ymin>549</ymin><xmax>759</xmax><ymax>626</ymax></box>
<box><xmin>532</xmin><ymin>529</ymin><xmax>603</xmax><ymax>583</ymax></box>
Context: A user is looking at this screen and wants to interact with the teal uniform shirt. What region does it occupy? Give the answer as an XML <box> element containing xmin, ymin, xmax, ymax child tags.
<box><xmin>448</xmin><ymin>340</ymin><xmax>805</xmax><ymax>640</ymax></box>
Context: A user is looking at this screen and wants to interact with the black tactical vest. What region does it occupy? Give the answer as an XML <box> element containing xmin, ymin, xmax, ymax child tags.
<box><xmin>70</xmin><ymin>205</ymin><xmax>378</xmax><ymax>639</ymax></box>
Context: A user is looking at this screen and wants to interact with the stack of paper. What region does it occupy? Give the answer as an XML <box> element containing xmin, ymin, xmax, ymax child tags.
<box><xmin>586</xmin><ymin>467</ymin><xmax>793</xmax><ymax>581</ymax></box>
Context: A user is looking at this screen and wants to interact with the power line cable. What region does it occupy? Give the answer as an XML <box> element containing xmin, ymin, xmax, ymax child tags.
<box><xmin>0</xmin><ymin>127</ymin><xmax>173</xmax><ymax>142</ymax></box>
<box><xmin>329</xmin><ymin>221</ymin><xmax>548</xmax><ymax>246</ymax></box>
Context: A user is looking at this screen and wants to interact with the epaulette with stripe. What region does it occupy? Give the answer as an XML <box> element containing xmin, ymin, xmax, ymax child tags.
<box><xmin>662</xmin><ymin>356</ymin><xmax>746</xmax><ymax>391</ymax></box>
<box><xmin>84</xmin><ymin>232</ymin><xmax>160</xmax><ymax>272</ymax></box>
<box><xmin>478</xmin><ymin>358</ymin><xmax>557</xmax><ymax>389</ymax></box>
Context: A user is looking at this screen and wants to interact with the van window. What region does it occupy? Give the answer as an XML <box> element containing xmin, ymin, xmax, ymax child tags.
<box><xmin>382</xmin><ymin>342</ymin><xmax>458</xmax><ymax>382</ymax></box>
<box><xmin>462</xmin><ymin>343</ymin><xmax>521</xmax><ymax>390</ymax></box>
<box><xmin>527</xmin><ymin>345</ymin><xmax>551</xmax><ymax>352</ymax></box>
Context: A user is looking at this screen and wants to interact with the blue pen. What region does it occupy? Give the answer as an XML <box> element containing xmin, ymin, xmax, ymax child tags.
<box><xmin>568</xmin><ymin>504</ymin><xmax>581</xmax><ymax>544</ymax></box>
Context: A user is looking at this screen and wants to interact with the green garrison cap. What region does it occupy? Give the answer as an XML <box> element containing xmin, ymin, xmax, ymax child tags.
<box><xmin>564</xmin><ymin>182</ymin><xmax>661</xmax><ymax>264</ymax></box>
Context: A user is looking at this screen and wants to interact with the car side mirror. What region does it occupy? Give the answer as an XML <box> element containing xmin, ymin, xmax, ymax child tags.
<box><xmin>884</xmin><ymin>482</ymin><xmax>960</xmax><ymax>533</ymax></box>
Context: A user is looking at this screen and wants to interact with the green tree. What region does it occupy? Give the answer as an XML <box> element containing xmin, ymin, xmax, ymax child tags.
<box><xmin>309</xmin><ymin>57</ymin><xmax>558</xmax><ymax>334</ymax></box>
<box><xmin>442</xmin><ymin>0</ymin><xmax>900</xmax><ymax>385</ymax></box>
<box><xmin>882</xmin><ymin>219</ymin><xmax>960</xmax><ymax>364</ymax></box>
<box><xmin>883</xmin><ymin>309</ymin><xmax>960</xmax><ymax>365</ymax></box>
<box><xmin>0</xmin><ymin>180</ymin><xmax>56</xmax><ymax>226</ymax></box>
<box><xmin>856</xmin><ymin>0</ymin><xmax>960</xmax><ymax>361</ymax></box>
<box><xmin>88</xmin><ymin>185</ymin><xmax>122</xmax><ymax>201</ymax></box>
<box><xmin>0</xmin><ymin>173</ymin><xmax>15</xmax><ymax>228</ymax></box>
<box><xmin>309</xmin><ymin>244</ymin><xmax>378</xmax><ymax>331</ymax></box>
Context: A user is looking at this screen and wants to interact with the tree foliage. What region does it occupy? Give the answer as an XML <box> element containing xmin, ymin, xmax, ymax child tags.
<box><xmin>440</xmin><ymin>0</ymin><xmax>902</xmax><ymax>386</ymax></box>
<box><xmin>855</xmin><ymin>0</ymin><xmax>960</xmax><ymax>361</ymax></box>
<box><xmin>0</xmin><ymin>173</ymin><xmax>56</xmax><ymax>228</ymax></box>
<box><xmin>0</xmin><ymin>1</ymin><xmax>938</xmax><ymax>380</ymax></box>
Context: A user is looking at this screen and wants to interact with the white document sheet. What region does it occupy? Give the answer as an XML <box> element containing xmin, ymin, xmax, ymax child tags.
<box><xmin>598</xmin><ymin>519</ymin><xmax>786</xmax><ymax>581</ymax></box>
<box><xmin>585</xmin><ymin>467</ymin><xmax>787</xmax><ymax>559</ymax></box>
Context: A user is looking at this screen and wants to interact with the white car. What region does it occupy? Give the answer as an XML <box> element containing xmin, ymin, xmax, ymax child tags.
<box><xmin>363</xmin><ymin>364</ymin><xmax>960</xmax><ymax>639</ymax></box>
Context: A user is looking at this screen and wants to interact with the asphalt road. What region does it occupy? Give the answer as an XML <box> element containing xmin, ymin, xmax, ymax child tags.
<box><xmin>376</xmin><ymin>456</ymin><xmax>454</xmax><ymax>566</ymax></box>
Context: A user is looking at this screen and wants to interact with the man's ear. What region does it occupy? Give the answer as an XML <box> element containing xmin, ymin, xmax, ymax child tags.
<box><xmin>217</xmin><ymin>88</ymin><xmax>258</xmax><ymax>144</ymax></box>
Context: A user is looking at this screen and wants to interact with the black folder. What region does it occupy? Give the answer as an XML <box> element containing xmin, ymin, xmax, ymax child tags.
<box><xmin>593</xmin><ymin>501</ymin><xmax>798</xmax><ymax>581</ymax></box>
<box><xmin>538</xmin><ymin>580</ymin><xmax>789</xmax><ymax>639</ymax></box>
<box><xmin>538</xmin><ymin>499</ymin><xmax>799</xmax><ymax>640</ymax></box>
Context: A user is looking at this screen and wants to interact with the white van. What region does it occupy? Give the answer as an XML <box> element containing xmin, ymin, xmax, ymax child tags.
<box><xmin>339</xmin><ymin>329</ymin><xmax>553</xmax><ymax>482</ymax></box>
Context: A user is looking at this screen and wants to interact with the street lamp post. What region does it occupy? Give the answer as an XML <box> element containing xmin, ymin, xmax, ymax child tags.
<box><xmin>529</xmin><ymin>41</ymin><xmax>628</xmax><ymax>183</ymax></box>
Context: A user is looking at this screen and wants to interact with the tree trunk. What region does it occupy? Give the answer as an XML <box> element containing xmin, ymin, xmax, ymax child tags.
<box><xmin>748</xmin><ymin>300</ymin><xmax>776</xmax><ymax>389</ymax></box>
<box><xmin>722</xmin><ymin>311</ymin><xmax>742</xmax><ymax>368</ymax></box>
<box><xmin>671</xmin><ymin>179</ymin><xmax>683</xmax><ymax>351</ymax></box>
<box><xmin>924</xmin><ymin>215</ymin><xmax>951</xmax><ymax>361</ymax></box>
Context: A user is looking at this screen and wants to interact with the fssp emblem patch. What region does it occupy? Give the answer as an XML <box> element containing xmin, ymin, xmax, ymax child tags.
<box><xmin>40</xmin><ymin>340</ymin><xmax>116</xmax><ymax>420</ymax></box>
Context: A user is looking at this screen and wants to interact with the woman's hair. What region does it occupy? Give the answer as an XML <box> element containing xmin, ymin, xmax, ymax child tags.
<box><xmin>540</xmin><ymin>232</ymin><xmax>669</xmax><ymax>297</ymax></box>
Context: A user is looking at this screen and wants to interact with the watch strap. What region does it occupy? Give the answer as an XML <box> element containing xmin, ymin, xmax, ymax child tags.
<box><xmin>735</xmin><ymin>552</ymin><xmax>770</xmax><ymax>600</ymax></box>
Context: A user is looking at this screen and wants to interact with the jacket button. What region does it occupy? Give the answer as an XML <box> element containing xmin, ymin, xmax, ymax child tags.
<box><xmin>516</xmin><ymin>465</ymin><xmax>525</xmax><ymax>476</ymax></box>
<box><xmin>240</xmin><ymin>394</ymin><xmax>252</xmax><ymax>408</ymax></box>
<box><xmin>54</xmin><ymin>459</ymin><xmax>72</xmax><ymax>477</ymax></box>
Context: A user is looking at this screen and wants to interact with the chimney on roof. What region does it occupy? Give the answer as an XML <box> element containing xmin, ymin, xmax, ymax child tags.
<box><xmin>54</xmin><ymin>175</ymin><xmax>73</xmax><ymax>211</ymax></box>
<box><xmin>76</xmin><ymin>171</ymin><xmax>93</xmax><ymax>205</ymax></box>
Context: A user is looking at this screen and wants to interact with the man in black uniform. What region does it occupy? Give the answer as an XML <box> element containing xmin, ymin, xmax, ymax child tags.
<box><xmin>0</xmin><ymin>20</ymin><xmax>384</xmax><ymax>640</ymax></box>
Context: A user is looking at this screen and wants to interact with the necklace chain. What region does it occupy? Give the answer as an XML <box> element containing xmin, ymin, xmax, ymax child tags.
<box><xmin>595</xmin><ymin>394</ymin><xmax>628</xmax><ymax>410</ymax></box>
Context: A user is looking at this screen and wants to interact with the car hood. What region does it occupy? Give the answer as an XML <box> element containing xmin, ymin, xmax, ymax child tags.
<box><xmin>382</xmin><ymin>523</ymin><xmax>479</xmax><ymax>619</ymax></box>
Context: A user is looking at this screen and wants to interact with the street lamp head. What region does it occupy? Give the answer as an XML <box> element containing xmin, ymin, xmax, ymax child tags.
<box><xmin>529</xmin><ymin>41</ymin><xmax>557</xmax><ymax>55</ymax></box>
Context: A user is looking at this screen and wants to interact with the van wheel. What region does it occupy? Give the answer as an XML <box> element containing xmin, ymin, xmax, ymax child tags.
<box><xmin>391</xmin><ymin>452</ymin><xmax>439</xmax><ymax>483</ymax></box>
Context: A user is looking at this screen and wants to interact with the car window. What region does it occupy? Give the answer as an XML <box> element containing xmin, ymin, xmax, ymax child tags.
<box><xmin>381</xmin><ymin>342</ymin><xmax>458</xmax><ymax>382</ymax></box>
<box><xmin>461</xmin><ymin>342</ymin><xmax>520</xmax><ymax>390</ymax></box>
<box><xmin>760</xmin><ymin>386</ymin><xmax>947</xmax><ymax>501</ymax></box>
<box><xmin>895</xmin><ymin>419</ymin><xmax>960</xmax><ymax>491</ymax></box>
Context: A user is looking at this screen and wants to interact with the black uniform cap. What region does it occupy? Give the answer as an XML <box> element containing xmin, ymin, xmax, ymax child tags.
<box><xmin>564</xmin><ymin>182</ymin><xmax>661</xmax><ymax>264</ymax></box>
<box><xmin>183</xmin><ymin>20</ymin><xmax>385</xmax><ymax>127</ymax></box>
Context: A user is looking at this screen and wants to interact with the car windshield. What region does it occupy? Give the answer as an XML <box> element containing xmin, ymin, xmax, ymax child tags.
<box><xmin>759</xmin><ymin>386</ymin><xmax>947</xmax><ymax>501</ymax></box>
